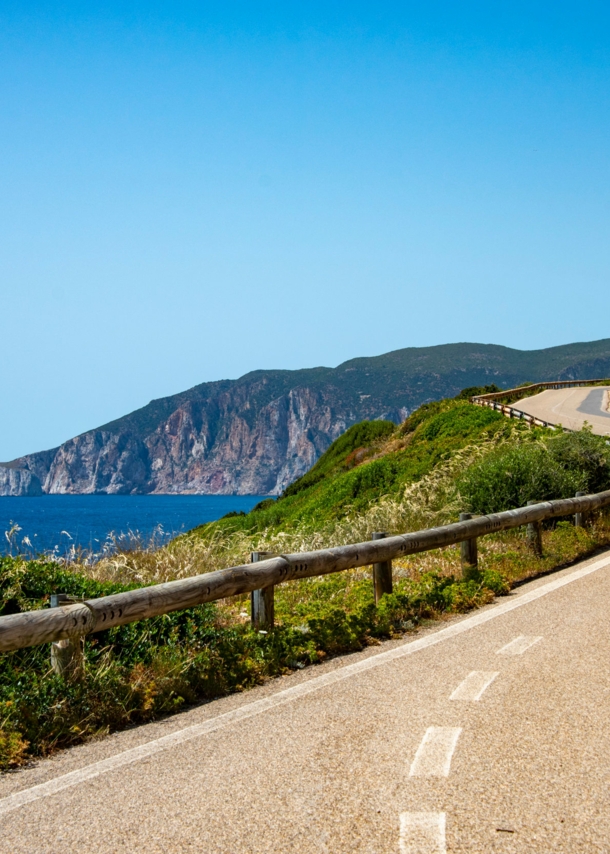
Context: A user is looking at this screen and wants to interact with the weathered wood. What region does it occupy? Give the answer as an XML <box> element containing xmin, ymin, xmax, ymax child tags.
<box><xmin>1</xmin><ymin>490</ymin><xmax>610</xmax><ymax>652</ymax></box>
<box><xmin>574</xmin><ymin>491</ymin><xmax>586</xmax><ymax>528</ymax></box>
<box><xmin>250</xmin><ymin>552</ymin><xmax>275</xmax><ymax>630</ymax></box>
<box><xmin>0</xmin><ymin>602</ymin><xmax>95</xmax><ymax>653</ymax></box>
<box><xmin>51</xmin><ymin>638</ymin><xmax>83</xmax><ymax>679</ymax></box>
<box><xmin>372</xmin><ymin>532</ymin><xmax>393</xmax><ymax>604</ymax></box>
<box><xmin>459</xmin><ymin>513</ymin><xmax>478</xmax><ymax>576</ymax></box>
<box><xmin>49</xmin><ymin>594</ymin><xmax>84</xmax><ymax>679</ymax></box>
<box><xmin>526</xmin><ymin>500</ymin><xmax>543</xmax><ymax>557</ymax></box>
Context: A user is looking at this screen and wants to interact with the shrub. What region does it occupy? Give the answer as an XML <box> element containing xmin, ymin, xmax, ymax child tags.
<box><xmin>546</xmin><ymin>429</ymin><xmax>610</xmax><ymax>495</ymax></box>
<box><xmin>0</xmin><ymin>726</ymin><xmax>28</xmax><ymax>770</ymax></box>
<box><xmin>459</xmin><ymin>427</ymin><xmax>610</xmax><ymax>515</ymax></box>
<box><xmin>252</xmin><ymin>498</ymin><xmax>276</xmax><ymax>512</ymax></box>
<box><xmin>454</xmin><ymin>384</ymin><xmax>502</xmax><ymax>400</ymax></box>
<box><xmin>459</xmin><ymin>443</ymin><xmax>585</xmax><ymax>513</ymax></box>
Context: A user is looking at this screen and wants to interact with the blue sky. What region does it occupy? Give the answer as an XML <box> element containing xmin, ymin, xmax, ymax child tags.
<box><xmin>2</xmin><ymin>2</ymin><xmax>610</xmax><ymax>459</ymax></box>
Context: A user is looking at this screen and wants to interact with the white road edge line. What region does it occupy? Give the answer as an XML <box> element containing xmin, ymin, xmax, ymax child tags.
<box><xmin>449</xmin><ymin>671</ymin><xmax>499</xmax><ymax>702</ymax></box>
<box><xmin>399</xmin><ymin>811</ymin><xmax>446</xmax><ymax>853</ymax></box>
<box><xmin>1</xmin><ymin>553</ymin><xmax>609</xmax><ymax>816</ymax></box>
<box><xmin>409</xmin><ymin>727</ymin><xmax>462</xmax><ymax>777</ymax></box>
<box><xmin>497</xmin><ymin>635</ymin><xmax>543</xmax><ymax>655</ymax></box>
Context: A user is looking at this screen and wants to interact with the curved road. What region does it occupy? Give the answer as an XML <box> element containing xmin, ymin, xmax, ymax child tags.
<box><xmin>514</xmin><ymin>386</ymin><xmax>610</xmax><ymax>435</ymax></box>
<box><xmin>0</xmin><ymin>550</ymin><xmax>609</xmax><ymax>852</ymax></box>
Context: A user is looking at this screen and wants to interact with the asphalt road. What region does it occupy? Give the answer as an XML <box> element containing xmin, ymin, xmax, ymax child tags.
<box><xmin>1</xmin><ymin>550</ymin><xmax>610</xmax><ymax>853</ymax></box>
<box><xmin>514</xmin><ymin>386</ymin><xmax>610</xmax><ymax>435</ymax></box>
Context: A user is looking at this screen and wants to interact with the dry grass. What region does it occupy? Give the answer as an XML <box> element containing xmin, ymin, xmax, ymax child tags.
<box><xmin>264</xmin><ymin>512</ymin><xmax>610</xmax><ymax>627</ymax></box>
<box><xmin>74</xmin><ymin>424</ymin><xmax>532</xmax><ymax>590</ymax></box>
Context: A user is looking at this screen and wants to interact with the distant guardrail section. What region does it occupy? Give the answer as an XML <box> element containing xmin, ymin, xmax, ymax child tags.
<box><xmin>471</xmin><ymin>378</ymin><xmax>610</xmax><ymax>430</ymax></box>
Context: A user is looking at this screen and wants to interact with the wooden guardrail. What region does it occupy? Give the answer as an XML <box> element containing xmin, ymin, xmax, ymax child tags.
<box><xmin>1</xmin><ymin>490</ymin><xmax>610</xmax><ymax>656</ymax></box>
<box><xmin>471</xmin><ymin>378</ymin><xmax>610</xmax><ymax>430</ymax></box>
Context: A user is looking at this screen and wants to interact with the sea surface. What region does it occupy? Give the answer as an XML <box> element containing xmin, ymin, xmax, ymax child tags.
<box><xmin>0</xmin><ymin>494</ymin><xmax>269</xmax><ymax>558</ymax></box>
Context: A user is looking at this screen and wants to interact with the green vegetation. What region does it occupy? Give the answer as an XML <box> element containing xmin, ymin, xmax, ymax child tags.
<box><xmin>453</xmin><ymin>383</ymin><xmax>502</xmax><ymax>399</ymax></box>
<box><xmin>459</xmin><ymin>427</ymin><xmax>610</xmax><ymax>514</ymax></box>
<box><xmin>0</xmin><ymin>553</ymin><xmax>515</xmax><ymax>770</ymax></box>
<box><xmin>5</xmin><ymin>509</ymin><xmax>610</xmax><ymax>771</ymax></box>
<box><xmin>199</xmin><ymin>399</ymin><xmax>510</xmax><ymax>538</ymax></box>
<box><xmin>282</xmin><ymin>419</ymin><xmax>396</xmax><ymax>499</ymax></box>
<box><xmin>3</xmin><ymin>394</ymin><xmax>610</xmax><ymax>771</ymax></box>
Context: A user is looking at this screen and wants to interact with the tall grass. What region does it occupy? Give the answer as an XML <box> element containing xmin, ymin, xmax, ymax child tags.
<box><xmin>81</xmin><ymin>425</ymin><xmax>525</xmax><ymax>587</ymax></box>
<box><xmin>3</xmin><ymin>414</ymin><xmax>610</xmax><ymax>770</ymax></box>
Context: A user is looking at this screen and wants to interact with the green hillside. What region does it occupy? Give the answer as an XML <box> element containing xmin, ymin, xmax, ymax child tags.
<box><xmin>3</xmin><ymin>391</ymin><xmax>610</xmax><ymax>770</ymax></box>
<box><xmin>195</xmin><ymin>398</ymin><xmax>511</xmax><ymax>538</ymax></box>
<box><xmin>195</xmin><ymin>392</ymin><xmax>610</xmax><ymax>545</ymax></box>
<box><xmin>98</xmin><ymin>338</ymin><xmax>610</xmax><ymax>440</ymax></box>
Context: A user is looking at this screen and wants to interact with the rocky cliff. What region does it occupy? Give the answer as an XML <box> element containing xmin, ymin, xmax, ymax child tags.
<box><xmin>3</xmin><ymin>339</ymin><xmax>610</xmax><ymax>496</ymax></box>
<box><xmin>0</xmin><ymin>465</ymin><xmax>44</xmax><ymax>497</ymax></box>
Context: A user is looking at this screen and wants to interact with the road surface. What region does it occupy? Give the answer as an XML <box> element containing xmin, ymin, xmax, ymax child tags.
<box><xmin>514</xmin><ymin>386</ymin><xmax>610</xmax><ymax>435</ymax></box>
<box><xmin>1</xmin><ymin>550</ymin><xmax>609</xmax><ymax>852</ymax></box>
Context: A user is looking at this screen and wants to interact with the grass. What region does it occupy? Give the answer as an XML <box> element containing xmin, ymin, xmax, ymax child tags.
<box><xmin>201</xmin><ymin>400</ymin><xmax>511</xmax><ymax>536</ymax></box>
<box><xmin>2</xmin><ymin>512</ymin><xmax>610</xmax><ymax>771</ymax></box>
<box><xmin>2</xmin><ymin>395</ymin><xmax>610</xmax><ymax>771</ymax></box>
<box><xmin>64</xmin><ymin>400</ymin><xmax>604</xmax><ymax>598</ymax></box>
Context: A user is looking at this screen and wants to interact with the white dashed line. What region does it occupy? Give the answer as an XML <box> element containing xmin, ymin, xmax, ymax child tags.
<box><xmin>497</xmin><ymin>635</ymin><xmax>542</xmax><ymax>655</ymax></box>
<box><xmin>399</xmin><ymin>811</ymin><xmax>446</xmax><ymax>853</ymax></box>
<box><xmin>409</xmin><ymin>727</ymin><xmax>462</xmax><ymax>777</ymax></box>
<box><xmin>449</xmin><ymin>671</ymin><xmax>499</xmax><ymax>701</ymax></box>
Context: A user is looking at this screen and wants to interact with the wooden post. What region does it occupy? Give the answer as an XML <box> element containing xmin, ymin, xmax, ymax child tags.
<box><xmin>459</xmin><ymin>513</ymin><xmax>478</xmax><ymax>576</ymax></box>
<box><xmin>526</xmin><ymin>501</ymin><xmax>543</xmax><ymax>557</ymax></box>
<box><xmin>50</xmin><ymin>594</ymin><xmax>83</xmax><ymax>679</ymax></box>
<box><xmin>574</xmin><ymin>491</ymin><xmax>586</xmax><ymax>528</ymax></box>
<box><xmin>372</xmin><ymin>532</ymin><xmax>393</xmax><ymax>604</ymax></box>
<box><xmin>250</xmin><ymin>552</ymin><xmax>274</xmax><ymax>630</ymax></box>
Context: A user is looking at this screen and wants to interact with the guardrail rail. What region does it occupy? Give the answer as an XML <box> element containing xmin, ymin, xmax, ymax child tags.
<box><xmin>471</xmin><ymin>378</ymin><xmax>610</xmax><ymax>430</ymax></box>
<box><xmin>1</xmin><ymin>490</ymin><xmax>610</xmax><ymax>661</ymax></box>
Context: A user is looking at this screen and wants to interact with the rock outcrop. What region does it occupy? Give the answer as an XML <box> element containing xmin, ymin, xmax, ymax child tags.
<box><xmin>3</xmin><ymin>339</ymin><xmax>610</xmax><ymax>495</ymax></box>
<box><xmin>0</xmin><ymin>465</ymin><xmax>44</xmax><ymax>497</ymax></box>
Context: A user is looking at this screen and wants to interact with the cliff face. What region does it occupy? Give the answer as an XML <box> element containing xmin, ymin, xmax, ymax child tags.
<box><xmin>6</xmin><ymin>380</ymin><xmax>404</xmax><ymax>495</ymax></box>
<box><xmin>0</xmin><ymin>466</ymin><xmax>44</xmax><ymax>497</ymax></box>
<box><xmin>3</xmin><ymin>339</ymin><xmax>610</xmax><ymax>496</ymax></box>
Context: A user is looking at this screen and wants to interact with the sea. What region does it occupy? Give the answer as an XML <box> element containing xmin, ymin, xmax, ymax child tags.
<box><xmin>0</xmin><ymin>494</ymin><xmax>269</xmax><ymax>559</ymax></box>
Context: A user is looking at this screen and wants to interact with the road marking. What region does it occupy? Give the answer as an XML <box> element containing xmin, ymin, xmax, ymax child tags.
<box><xmin>1</xmin><ymin>553</ymin><xmax>608</xmax><ymax>816</ymax></box>
<box><xmin>449</xmin><ymin>671</ymin><xmax>499</xmax><ymax>701</ymax></box>
<box><xmin>399</xmin><ymin>812</ymin><xmax>446</xmax><ymax>853</ymax></box>
<box><xmin>409</xmin><ymin>727</ymin><xmax>462</xmax><ymax>777</ymax></box>
<box><xmin>497</xmin><ymin>635</ymin><xmax>542</xmax><ymax>655</ymax></box>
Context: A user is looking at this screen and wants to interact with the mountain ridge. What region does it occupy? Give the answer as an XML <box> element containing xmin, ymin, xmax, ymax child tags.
<box><xmin>3</xmin><ymin>338</ymin><xmax>610</xmax><ymax>496</ymax></box>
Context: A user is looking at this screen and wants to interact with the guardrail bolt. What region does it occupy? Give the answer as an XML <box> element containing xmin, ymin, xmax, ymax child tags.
<box><xmin>459</xmin><ymin>513</ymin><xmax>478</xmax><ymax>577</ymax></box>
<box><xmin>372</xmin><ymin>532</ymin><xmax>393</xmax><ymax>604</ymax></box>
<box><xmin>526</xmin><ymin>501</ymin><xmax>543</xmax><ymax>557</ymax></box>
<box><xmin>49</xmin><ymin>594</ymin><xmax>84</xmax><ymax>679</ymax></box>
<box><xmin>574</xmin><ymin>491</ymin><xmax>586</xmax><ymax>528</ymax></box>
<box><xmin>250</xmin><ymin>552</ymin><xmax>275</xmax><ymax>630</ymax></box>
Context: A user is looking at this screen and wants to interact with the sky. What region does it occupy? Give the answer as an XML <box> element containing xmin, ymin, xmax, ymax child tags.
<box><xmin>2</xmin><ymin>1</ymin><xmax>610</xmax><ymax>460</ymax></box>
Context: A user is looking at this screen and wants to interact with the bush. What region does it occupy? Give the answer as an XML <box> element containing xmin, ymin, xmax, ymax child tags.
<box><xmin>459</xmin><ymin>443</ymin><xmax>585</xmax><ymax>513</ymax></box>
<box><xmin>281</xmin><ymin>420</ymin><xmax>396</xmax><ymax>499</ymax></box>
<box><xmin>546</xmin><ymin>429</ymin><xmax>610</xmax><ymax>495</ymax></box>
<box><xmin>459</xmin><ymin>428</ymin><xmax>610</xmax><ymax>515</ymax></box>
<box><xmin>0</xmin><ymin>726</ymin><xmax>28</xmax><ymax>770</ymax></box>
<box><xmin>454</xmin><ymin>384</ymin><xmax>502</xmax><ymax>400</ymax></box>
